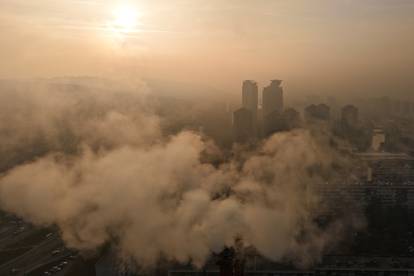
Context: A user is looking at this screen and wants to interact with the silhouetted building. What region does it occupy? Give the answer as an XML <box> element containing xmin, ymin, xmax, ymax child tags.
<box><xmin>242</xmin><ymin>80</ymin><xmax>258</xmax><ymax>125</ymax></box>
<box><xmin>262</xmin><ymin>80</ymin><xmax>284</xmax><ymax>135</ymax></box>
<box><xmin>263</xmin><ymin>108</ymin><xmax>301</xmax><ymax>136</ymax></box>
<box><xmin>341</xmin><ymin>105</ymin><xmax>359</xmax><ymax>127</ymax></box>
<box><xmin>241</xmin><ymin>80</ymin><xmax>259</xmax><ymax>137</ymax></box>
<box><xmin>305</xmin><ymin>104</ymin><xmax>330</xmax><ymax>121</ymax></box>
<box><xmin>233</xmin><ymin>108</ymin><xmax>254</xmax><ymax>143</ymax></box>
<box><xmin>263</xmin><ymin>110</ymin><xmax>282</xmax><ymax>136</ymax></box>
<box><xmin>262</xmin><ymin>80</ymin><xmax>283</xmax><ymax>118</ymax></box>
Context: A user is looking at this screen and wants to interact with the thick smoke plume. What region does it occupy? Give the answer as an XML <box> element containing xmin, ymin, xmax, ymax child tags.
<box><xmin>0</xmin><ymin>79</ymin><xmax>361</xmax><ymax>268</ymax></box>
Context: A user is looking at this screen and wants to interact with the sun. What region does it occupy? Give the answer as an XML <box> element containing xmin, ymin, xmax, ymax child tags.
<box><xmin>109</xmin><ymin>4</ymin><xmax>140</xmax><ymax>35</ymax></box>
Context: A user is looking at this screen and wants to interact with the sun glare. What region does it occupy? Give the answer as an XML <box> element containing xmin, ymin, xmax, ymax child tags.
<box><xmin>109</xmin><ymin>4</ymin><xmax>140</xmax><ymax>35</ymax></box>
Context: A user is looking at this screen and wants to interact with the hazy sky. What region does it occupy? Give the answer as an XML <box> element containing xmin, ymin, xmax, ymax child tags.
<box><xmin>1</xmin><ymin>0</ymin><xmax>414</xmax><ymax>97</ymax></box>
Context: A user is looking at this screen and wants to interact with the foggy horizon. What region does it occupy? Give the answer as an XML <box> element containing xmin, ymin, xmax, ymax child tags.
<box><xmin>1</xmin><ymin>0</ymin><xmax>414</xmax><ymax>99</ymax></box>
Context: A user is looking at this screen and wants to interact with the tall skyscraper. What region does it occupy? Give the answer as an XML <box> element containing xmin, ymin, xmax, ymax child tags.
<box><xmin>262</xmin><ymin>80</ymin><xmax>284</xmax><ymax>118</ymax></box>
<box><xmin>232</xmin><ymin>81</ymin><xmax>258</xmax><ymax>143</ymax></box>
<box><xmin>242</xmin><ymin>80</ymin><xmax>258</xmax><ymax>121</ymax></box>
<box><xmin>262</xmin><ymin>80</ymin><xmax>284</xmax><ymax>136</ymax></box>
<box><xmin>233</xmin><ymin>107</ymin><xmax>254</xmax><ymax>143</ymax></box>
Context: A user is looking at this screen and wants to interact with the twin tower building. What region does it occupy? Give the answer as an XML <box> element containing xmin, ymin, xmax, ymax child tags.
<box><xmin>233</xmin><ymin>80</ymin><xmax>284</xmax><ymax>142</ymax></box>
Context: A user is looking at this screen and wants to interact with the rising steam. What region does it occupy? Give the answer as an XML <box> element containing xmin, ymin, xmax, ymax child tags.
<box><xmin>0</xmin><ymin>78</ymin><xmax>361</xmax><ymax>268</ymax></box>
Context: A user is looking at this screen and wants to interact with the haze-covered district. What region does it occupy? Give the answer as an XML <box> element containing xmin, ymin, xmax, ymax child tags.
<box><xmin>1</xmin><ymin>1</ymin><xmax>414</xmax><ymax>276</ymax></box>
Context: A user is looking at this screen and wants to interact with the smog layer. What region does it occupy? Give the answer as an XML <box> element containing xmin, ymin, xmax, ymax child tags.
<box><xmin>0</xmin><ymin>79</ymin><xmax>362</xmax><ymax>268</ymax></box>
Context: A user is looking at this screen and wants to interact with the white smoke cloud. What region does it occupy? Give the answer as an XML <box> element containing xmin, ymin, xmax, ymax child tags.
<box><xmin>0</xmin><ymin>78</ymin><xmax>362</xmax><ymax>268</ymax></box>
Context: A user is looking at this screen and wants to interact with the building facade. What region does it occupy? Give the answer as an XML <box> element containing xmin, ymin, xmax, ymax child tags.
<box><xmin>262</xmin><ymin>80</ymin><xmax>284</xmax><ymax>118</ymax></box>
